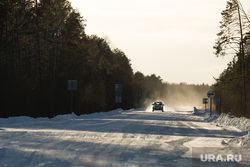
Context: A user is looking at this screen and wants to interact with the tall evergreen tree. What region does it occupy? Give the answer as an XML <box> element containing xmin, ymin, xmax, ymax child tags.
<box><xmin>214</xmin><ymin>0</ymin><xmax>250</xmax><ymax>116</ymax></box>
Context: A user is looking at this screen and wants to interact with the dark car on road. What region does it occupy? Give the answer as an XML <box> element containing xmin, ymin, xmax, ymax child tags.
<box><xmin>152</xmin><ymin>101</ymin><xmax>164</xmax><ymax>112</ymax></box>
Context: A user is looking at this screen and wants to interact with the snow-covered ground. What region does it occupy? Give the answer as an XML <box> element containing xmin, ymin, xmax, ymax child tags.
<box><xmin>0</xmin><ymin>107</ymin><xmax>250</xmax><ymax>166</ymax></box>
<box><xmin>193</xmin><ymin>108</ymin><xmax>250</xmax><ymax>147</ymax></box>
<box><xmin>211</xmin><ymin>112</ymin><xmax>250</xmax><ymax>148</ymax></box>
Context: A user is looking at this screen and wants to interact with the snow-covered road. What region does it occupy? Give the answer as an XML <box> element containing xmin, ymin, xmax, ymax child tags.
<box><xmin>0</xmin><ymin>108</ymin><xmax>248</xmax><ymax>166</ymax></box>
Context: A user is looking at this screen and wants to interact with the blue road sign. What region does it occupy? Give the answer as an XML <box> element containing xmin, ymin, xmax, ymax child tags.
<box><xmin>215</xmin><ymin>98</ymin><xmax>220</xmax><ymax>102</ymax></box>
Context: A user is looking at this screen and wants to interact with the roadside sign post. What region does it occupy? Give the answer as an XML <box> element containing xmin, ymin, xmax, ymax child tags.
<box><xmin>137</xmin><ymin>91</ymin><xmax>141</xmax><ymax>108</ymax></box>
<box><xmin>203</xmin><ymin>98</ymin><xmax>208</xmax><ymax>112</ymax></box>
<box><xmin>215</xmin><ymin>98</ymin><xmax>221</xmax><ymax>114</ymax></box>
<box><xmin>115</xmin><ymin>84</ymin><xmax>123</xmax><ymax>108</ymax></box>
<box><xmin>207</xmin><ymin>90</ymin><xmax>215</xmax><ymax>116</ymax></box>
<box><xmin>68</xmin><ymin>80</ymin><xmax>77</xmax><ymax>113</ymax></box>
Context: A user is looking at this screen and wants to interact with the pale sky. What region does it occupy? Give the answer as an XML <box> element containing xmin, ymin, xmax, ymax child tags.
<box><xmin>69</xmin><ymin>0</ymin><xmax>250</xmax><ymax>85</ymax></box>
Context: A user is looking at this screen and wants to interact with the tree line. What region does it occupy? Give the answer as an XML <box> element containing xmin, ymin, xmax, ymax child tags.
<box><xmin>0</xmin><ymin>0</ymin><xmax>210</xmax><ymax>118</ymax></box>
<box><xmin>213</xmin><ymin>0</ymin><xmax>250</xmax><ymax>118</ymax></box>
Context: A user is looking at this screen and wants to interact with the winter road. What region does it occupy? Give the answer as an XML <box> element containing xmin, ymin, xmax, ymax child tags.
<box><xmin>0</xmin><ymin>108</ymin><xmax>247</xmax><ymax>166</ymax></box>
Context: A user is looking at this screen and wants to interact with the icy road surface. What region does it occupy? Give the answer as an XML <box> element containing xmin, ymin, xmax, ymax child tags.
<box><xmin>0</xmin><ymin>108</ymin><xmax>246</xmax><ymax>167</ymax></box>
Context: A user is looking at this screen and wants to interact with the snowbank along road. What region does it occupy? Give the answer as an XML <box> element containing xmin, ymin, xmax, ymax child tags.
<box><xmin>0</xmin><ymin>107</ymin><xmax>249</xmax><ymax>167</ymax></box>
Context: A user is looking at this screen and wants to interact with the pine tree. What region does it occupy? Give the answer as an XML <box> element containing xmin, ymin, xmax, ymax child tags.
<box><xmin>214</xmin><ymin>0</ymin><xmax>250</xmax><ymax>116</ymax></box>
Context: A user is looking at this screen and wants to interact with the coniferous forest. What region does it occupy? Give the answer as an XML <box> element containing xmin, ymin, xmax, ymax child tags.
<box><xmin>3</xmin><ymin>0</ymin><xmax>246</xmax><ymax>118</ymax></box>
<box><xmin>0</xmin><ymin>0</ymin><xmax>138</xmax><ymax>117</ymax></box>
<box><xmin>213</xmin><ymin>0</ymin><xmax>250</xmax><ymax>118</ymax></box>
